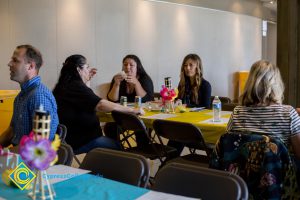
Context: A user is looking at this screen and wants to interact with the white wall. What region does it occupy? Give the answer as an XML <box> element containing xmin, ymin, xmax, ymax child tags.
<box><xmin>0</xmin><ymin>0</ymin><xmax>262</xmax><ymax>99</ymax></box>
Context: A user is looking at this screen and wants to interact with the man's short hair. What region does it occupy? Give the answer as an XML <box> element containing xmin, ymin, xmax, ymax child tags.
<box><xmin>17</xmin><ymin>44</ymin><xmax>43</xmax><ymax>69</ymax></box>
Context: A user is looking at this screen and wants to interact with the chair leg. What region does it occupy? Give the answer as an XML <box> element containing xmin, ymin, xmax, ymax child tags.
<box><xmin>74</xmin><ymin>155</ymin><xmax>81</xmax><ymax>166</ymax></box>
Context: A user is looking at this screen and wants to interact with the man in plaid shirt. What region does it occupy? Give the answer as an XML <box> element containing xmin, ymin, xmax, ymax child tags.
<box><xmin>0</xmin><ymin>44</ymin><xmax>58</xmax><ymax>147</ymax></box>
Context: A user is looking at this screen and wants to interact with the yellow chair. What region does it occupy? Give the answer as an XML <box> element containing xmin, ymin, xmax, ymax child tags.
<box><xmin>238</xmin><ymin>71</ymin><xmax>249</xmax><ymax>97</ymax></box>
<box><xmin>0</xmin><ymin>90</ymin><xmax>19</xmax><ymax>134</ymax></box>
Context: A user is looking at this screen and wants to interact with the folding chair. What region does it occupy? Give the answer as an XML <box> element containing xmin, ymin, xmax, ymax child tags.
<box><xmin>56</xmin><ymin>123</ymin><xmax>67</xmax><ymax>143</ymax></box>
<box><xmin>210</xmin><ymin>132</ymin><xmax>300</xmax><ymax>199</ymax></box>
<box><xmin>56</xmin><ymin>123</ymin><xmax>81</xmax><ymax>165</ymax></box>
<box><xmin>152</xmin><ymin>162</ymin><xmax>248</xmax><ymax>200</ymax></box>
<box><xmin>152</xmin><ymin>119</ymin><xmax>211</xmax><ymax>166</ymax></box>
<box><xmin>222</xmin><ymin>102</ymin><xmax>238</xmax><ymax>111</ymax></box>
<box><xmin>111</xmin><ymin>110</ymin><xmax>177</xmax><ymax>166</ymax></box>
<box><xmin>56</xmin><ymin>143</ymin><xmax>74</xmax><ymax>166</ymax></box>
<box><xmin>79</xmin><ymin>148</ymin><xmax>150</xmax><ymax>187</ymax></box>
<box><xmin>209</xmin><ymin>96</ymin><xmax>232</xmax><ymax>109</ymax></box>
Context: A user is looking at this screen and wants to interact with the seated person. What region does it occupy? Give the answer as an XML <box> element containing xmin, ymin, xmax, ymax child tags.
<box><xmin>107</xmin><ymin>54</ymin><xmax>154</xmax><ymax>103</ymax></box>
<box><xmin>227</xmin><ymin>60</ymin><xmax>300</xmax><ymax>156</ymax></box>
<box><xmin>105</xmin><ymin>55</ymin><xmax>154</xmax><ymax>145</ymax></box>
<box><xmin>169</xmin><ymin>54</ymin><xmax>212</xmax><ymax>157</ymax></box>
<box><xmin>53</xmin><ymin>55</ymin><xmax>143</xmax><ymax>154</ymax></box>
<box><xmin>0</xmin><ymin>44</ymin><xmax>58</xmax><ymax>148</ymax></box>
<box><xmin>226</xmin><ymin>59</ymin><xmax>300</xmax><ymax>195</ymax></box>
<box><xmin>177</xmin><ymin>54</ymin><xmax>211</xmax><ymax>108</ymax></box>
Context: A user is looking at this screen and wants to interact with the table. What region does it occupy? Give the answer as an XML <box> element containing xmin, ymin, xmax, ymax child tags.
<box><xmin>0</xmin><ymin>165</ymin><xmax>197</xmax><ymax>200</ymax></box>
<box><xmin>98</xmin><ymin>109</ymin><xmax>231</xmax><ymax>144</ymax></box>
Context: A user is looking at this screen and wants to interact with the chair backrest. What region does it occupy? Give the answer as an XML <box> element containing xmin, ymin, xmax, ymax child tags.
<box><xmin>56</xmin><ymin>143</ymin><xmax>74</xmax><ymax>166</ymax></box>
<box><xmin>210</xmin><ymin>96</ymin><xmax>232</xmax><ymax>108</ymax></box>
<box><xmin>153</xmin><ymin>162</ymin><xmax>247</xmax><ymax>200</ymax></box>
<box><xmin>56</xmin><ymin>124</ymin><xmax>67</xmax><ymax>143</ymax></box>
<box><xmin>222</xmin><ymin>103</ymin><xmax>238</xmax><ymax>111</ymax></box>
<box><xmin>210</xmin><ymin>132</ymin><xmax>300</xmax><ymax>199</ymax></box>
<box><xmin>152</xmin><ymin>119</ymin><xmax>208</xmax><ymax>152</ymax></box>
<box><xmin>111</xmin><ymin>110</ymin><xmax>147</xmax><ymax>133</ymax></box>
<box><xmin>153</xmin><ymin>92</ymin><xmax>161</xmax><ymax>100</ymax></box>
<box><xmin>95</xmin><ymin>82</ymin><xmax>111</xmax><ymax>99</ymax></box>
<box><xmin>79</xmin><ymin>148</ymin><xmax>150</xmax><ymax>187</ymax></box>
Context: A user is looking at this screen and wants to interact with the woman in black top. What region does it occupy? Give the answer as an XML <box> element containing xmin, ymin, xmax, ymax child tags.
<box><xmin>107</xmin><ymin>54</ymin><xmax>154</xmax><ymax>103</ymax></box>
<box><xmin>106</xmin><ymin>55</ymin><xmax>153</xmax><ymax>145</ymax></box>
<box><xmin>169</xmin><ymin>54</ymin><xmax>212</xmax><ymax>158</ymax></box>
<box><xmin>178</xmin><ymin>54</ymin><xmax>211</xmax><ymax>108</ymax></box>
<box><xmin>53</xmin><ymin>55</ymin><xmax>142</xmax><ymax>154</ymax></box>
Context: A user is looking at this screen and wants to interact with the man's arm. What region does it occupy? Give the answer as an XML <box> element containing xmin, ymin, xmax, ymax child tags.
<box><xmin>0</xmin><ymin>126</ymin><xmax>14</xmax><ymax>147</ymax></box>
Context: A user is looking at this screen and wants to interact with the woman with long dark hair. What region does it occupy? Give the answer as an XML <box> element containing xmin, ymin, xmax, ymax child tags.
<box><xmin>107</xmin><ymin>54</ymin><xmax>154</xmax><ymax>103</ymax></box>
<box><xmin>53</xmin><ymin>55</ymin><xmax>142</xmax><ymax>154</ymax></box>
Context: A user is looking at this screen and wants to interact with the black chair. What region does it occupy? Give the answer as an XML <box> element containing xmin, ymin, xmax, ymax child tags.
<box><xmin>56</xmin><ymin>123</ymin><xmax>81</xmax><ymax>165</ymax></box>
<box><xmin>80</xmin><ymin>148</ymin><xmax>150</xmax><ymax>187</ymax></box>
<box><xmin>111</xmin><ymin>110</ymin><xmax>177</xmax><ymax>165</ymax></box>
<box><xmin>210</xmin><ymin>96</ymin><xmax>232</xmax><ymax>109</ymax></box>
<box><xmin>56</xmin><ymin>143</ymin><xmax>74</xmax><ymax>166</ymax></box>
<box><xmin>152</xmin><ymin>119</ymin><xmax>211</xmax><ymax>166</ymax></box>
<box><xmin>153</xmin><ymin>92</ymin><xmax>161</xmax><ymax>100</ymax></box>
<box><xmin>152</xmin><ymin>162</ymin><xmax>248</xmax><ymax>200</ymax></box>
<box><xmin>210</xmin><ymin>133</ymin><xmax>300</xmax><ymax>199</ymax></box>
<box><xmin>222</xmin><ymin>102</ymin><xmax>238</xmax><ymax>111</ymax></box>
<box><xmin>56</xmin><ymin>124</ymin><xmax>67</xmax><ymax>143</ymax></box>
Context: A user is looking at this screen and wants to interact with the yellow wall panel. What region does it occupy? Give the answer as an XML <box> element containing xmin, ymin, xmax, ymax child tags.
<box><xmin>238</xmin><ymin>71</ymin><xmax>249</xmax><ymax>97</ymax></box>
<box><xmin>0</xmin><ymin>90</ymin><xmax>19</xmax><ymax>134</ymax></box>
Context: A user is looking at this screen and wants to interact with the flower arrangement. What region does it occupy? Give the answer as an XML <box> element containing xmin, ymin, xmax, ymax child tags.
<box><xmin>160</xmin><ymin>85</ymin><xmax>178</xmax><ymax>113</ymax></box>
<box><xmin>19</xmin><ymin>131</ymin><xmax>60</xmax><ymax>171</ymax></box>
<box><xmin>160</xmin><ymin>85</ymin><xmax>178</xmax><ymax>103</ymax></box>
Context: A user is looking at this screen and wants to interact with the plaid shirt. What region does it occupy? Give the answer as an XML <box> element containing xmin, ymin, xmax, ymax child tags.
<box><xmin>11</xmin><ymin>76</ymin><xmax>59</xmax><ymax>145</ymax></box>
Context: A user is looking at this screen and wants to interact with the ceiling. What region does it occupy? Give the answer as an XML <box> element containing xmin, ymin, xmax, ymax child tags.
<box><xmin>261</xmin><ymin>0</ymin><xmax>277</xmax><ymax>12</ymax></box>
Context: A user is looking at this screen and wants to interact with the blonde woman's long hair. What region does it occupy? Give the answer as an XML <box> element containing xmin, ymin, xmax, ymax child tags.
<box><xmin>240</xmin><ymin>60</ymin><xmax>284</xmax><ymax>106</ymax></box>
<box><xmin>178</xmin><ymin>54</ymin><xmax>203</xmax><ymax>104</ymax></box>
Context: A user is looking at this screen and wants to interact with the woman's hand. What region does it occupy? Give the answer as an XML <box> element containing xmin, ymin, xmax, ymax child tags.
<box><xmin>89</xmin><ymin>68</ymin><xmax>97</xmax><ymax>80</ymax></box>
<box><xmin>133</xmin><ymin>107</ymin><xmax>145</xmax><ymax>115</ymax></box>
<box><xmin>113</xmin><ymin>74</ymin><xmax>125</xmax><ymax>86</ymax></box>
<box><xmin>125</xmin><ymin>74</ymin><xmax>139</xmax><ymax>86</ymax></box>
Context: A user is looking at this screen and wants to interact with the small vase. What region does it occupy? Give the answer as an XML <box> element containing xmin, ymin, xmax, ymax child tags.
<box><xmin>28</xmin><ymin>170</ymin><xmax>55</xmax><ymax>200</ymax></box>
<box><xmin>164</xmin><ymin>100</ymin><xmax>175</xmax><ymax>113</ymax></box>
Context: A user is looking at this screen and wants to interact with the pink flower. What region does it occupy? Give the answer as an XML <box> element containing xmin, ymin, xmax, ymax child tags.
<box><xmin>160</xmin><ymin>85</ymin><xmax>178</xmax><ymax>103</ymax></box>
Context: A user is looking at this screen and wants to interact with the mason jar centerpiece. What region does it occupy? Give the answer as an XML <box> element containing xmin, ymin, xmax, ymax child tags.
<box><xmin>160</xmin><ymin>84</ymin><xmax>178</xmax><ymax>113</ymax></box>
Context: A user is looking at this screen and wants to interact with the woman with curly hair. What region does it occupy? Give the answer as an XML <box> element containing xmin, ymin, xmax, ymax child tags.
<box><xmin>168</xmin><ymin>54</ymin><xmax>212</xmax><ymax>158</ymax></box>
<box><xmin>177</xmin><ymin>54</ymin><xmax>211</xmax><ymax>108</ymax></box>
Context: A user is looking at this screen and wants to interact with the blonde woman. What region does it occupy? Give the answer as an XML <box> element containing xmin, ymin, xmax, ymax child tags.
<box><xmin>177</xmin><ymin>54</ymin><xmax>211</xmax><ymax>108</ymax></box>
<box><xmin>227</xmin><ymin>60</ymin><xmax>300</xmax><ymax>159</ymax></box>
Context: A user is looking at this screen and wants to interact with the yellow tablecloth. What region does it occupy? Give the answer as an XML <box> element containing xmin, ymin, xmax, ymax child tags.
<box><xmin>98</xmin><ymin>109</ymin><xmax>231</xmax><ymax>144</ymax></box>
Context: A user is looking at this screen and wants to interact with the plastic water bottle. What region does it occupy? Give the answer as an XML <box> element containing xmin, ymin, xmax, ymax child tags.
<box><xmin>212</xmin><ymin>96</ymin><xmax>222</xmax><ymax>122</ymax></box>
